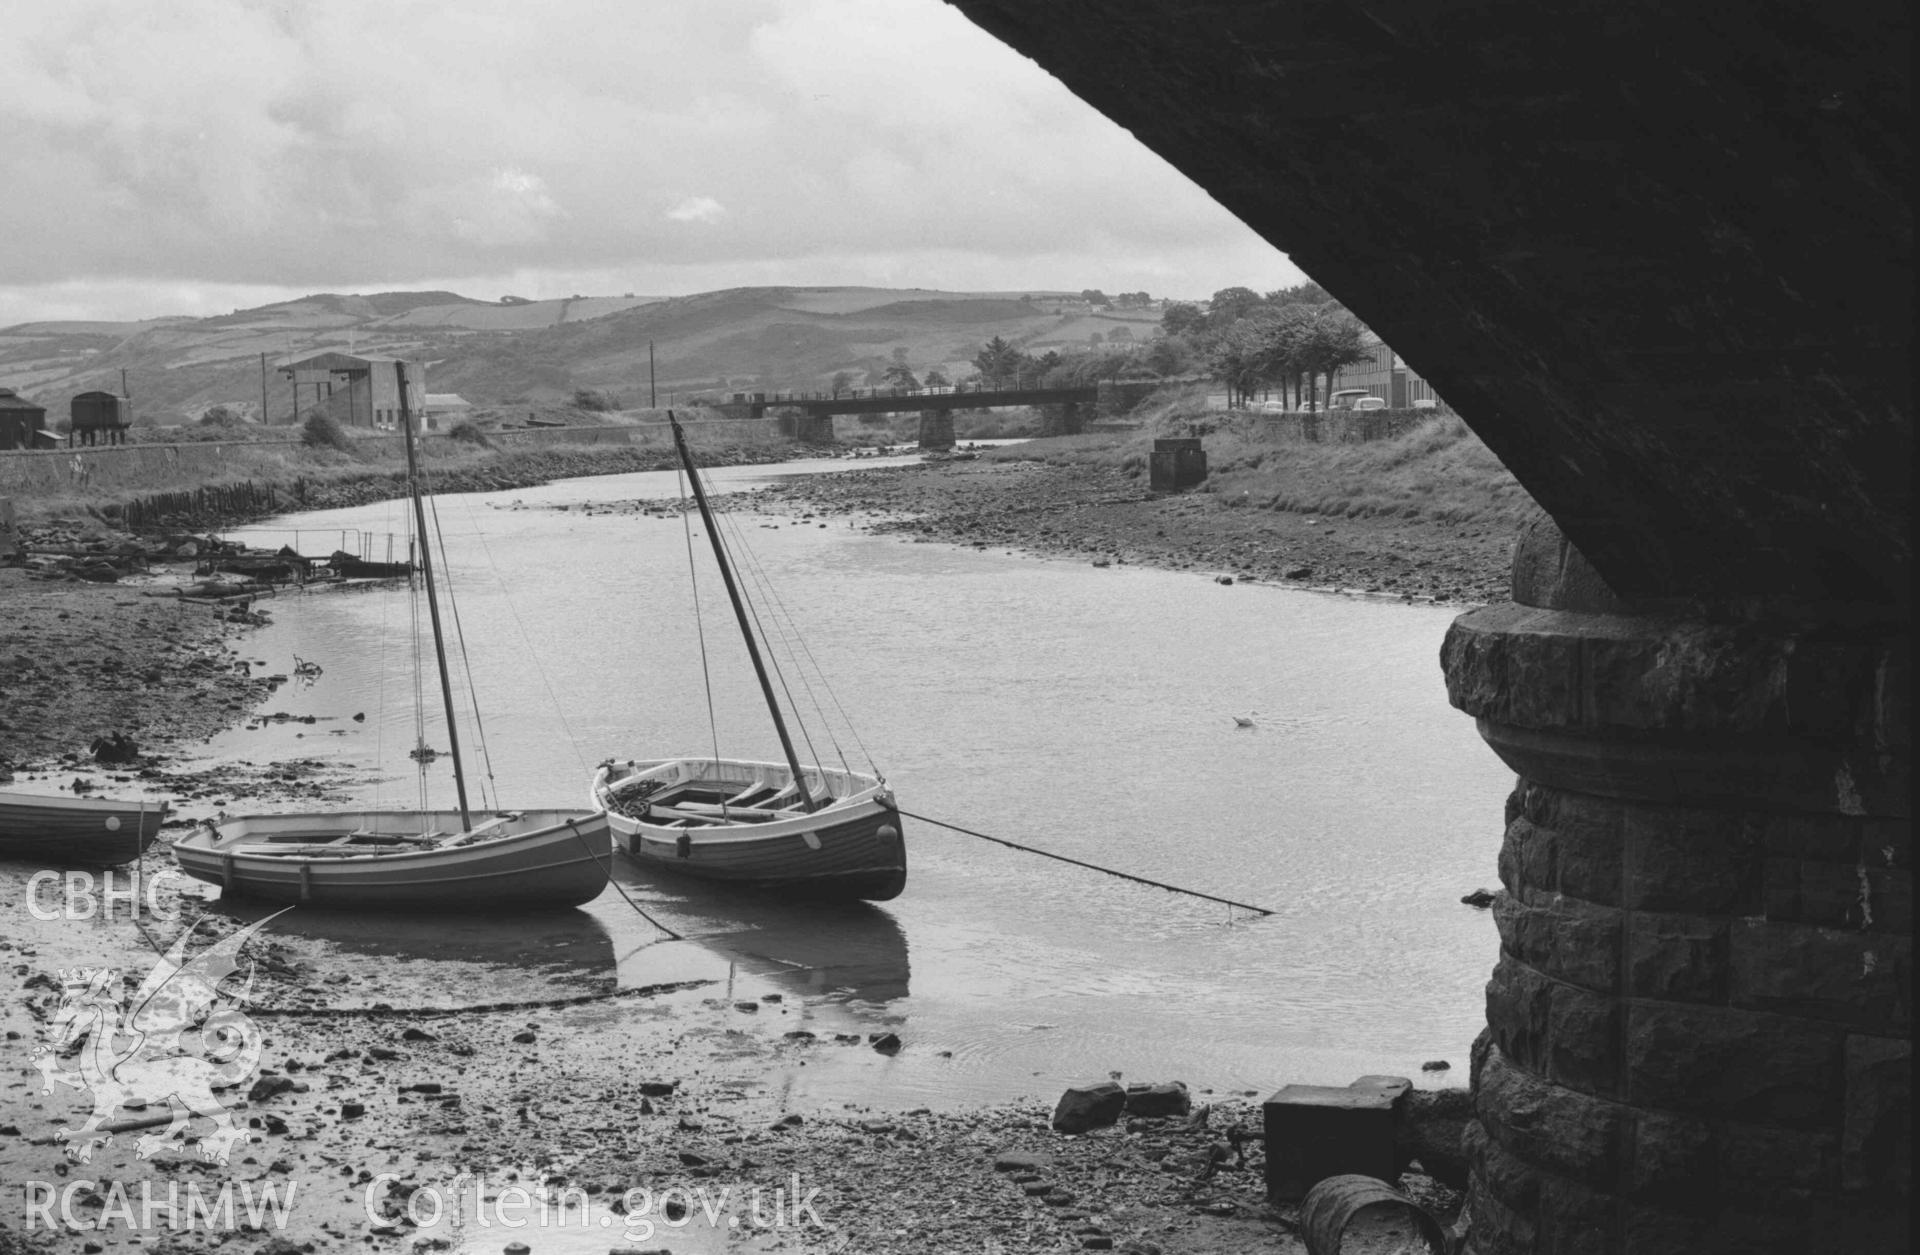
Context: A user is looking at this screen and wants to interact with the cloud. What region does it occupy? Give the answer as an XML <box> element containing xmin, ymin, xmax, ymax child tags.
<box><xmin>666</xmin><ymin>197</ymin><xmax>727</xmax><ymax>224</ymax></box>
<box><xmin>0</xmin><ymin>0</ymin><xmax>1303</xmax><ymax>321</ymax></box>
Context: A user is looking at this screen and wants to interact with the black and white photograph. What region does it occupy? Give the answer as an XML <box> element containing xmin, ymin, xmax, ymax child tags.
<box><xmin>1</xmin><ymin>3</ymin><xmax>1908</xmax><ymax>1252</ymax></box>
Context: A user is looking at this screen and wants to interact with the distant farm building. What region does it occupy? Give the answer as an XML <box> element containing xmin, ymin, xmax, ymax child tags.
<box><xmin>425</xmin><ymin>393</ymin><xmax>472</xmax><ymax>421</ymax></box>
<box><xmin>0</xmin><ymin>388</ymin><xmax>55</xmax><ymax>450</ymax></box>
<box><xmin>279</xmin><ymin>352</ymin><xmax>426</xmax><ymax>429</ymax></box>
<box><xmin>69</xmin><ymin>390</ymin><xmax>132</xmax><ymax>446</ymax></box>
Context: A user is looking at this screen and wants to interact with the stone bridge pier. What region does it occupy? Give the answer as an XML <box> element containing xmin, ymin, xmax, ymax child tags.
<box><xmin>918</xmin><ymin>410</ymin><xmax>955</xmax><ymax>450</ymax></box>
<box><xmin>1442</xmin><ymin>521</ymin><xmax>1909</xmax><ymax>1251</ymax></box>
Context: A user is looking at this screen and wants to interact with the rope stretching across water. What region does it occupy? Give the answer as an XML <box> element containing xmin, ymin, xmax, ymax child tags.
<box><xmin>894</xmin><ymin>808</ymin><xmax>1274</xmax><ymax>916</ymax></box>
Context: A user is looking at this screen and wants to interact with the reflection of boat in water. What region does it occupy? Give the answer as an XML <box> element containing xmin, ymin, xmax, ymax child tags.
<box><xmin>213</xmin><ymin>896</ymin><xmax>618</xmax><ymax>985</ymax></box>
<box><xmin>611</xmin><ymin>861</ymin><xmax>910</xmax><ymax>1004</ymax></box>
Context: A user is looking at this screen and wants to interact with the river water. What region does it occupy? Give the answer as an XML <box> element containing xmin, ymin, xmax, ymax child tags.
<box><xmin>195</xmin><ymin>453</ymin><xmax>1511</xmax><ymax>1107</ymax></box>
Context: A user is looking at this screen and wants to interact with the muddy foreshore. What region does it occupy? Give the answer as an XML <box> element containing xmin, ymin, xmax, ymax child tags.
<box><xmin>1</xmin><ymin>449</ymin><xmax>1471</xmax><ymax>1255</ymax></box>
<box><xmin>735</xmin><ymin>456</ymin><xmax>1517</xmax><ymax>607</ymax></box>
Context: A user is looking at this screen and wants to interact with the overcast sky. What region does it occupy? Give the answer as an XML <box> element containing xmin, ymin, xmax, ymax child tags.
<box><xmin>0</xmin><ymin>0</ymin><xmax>1304</xmax><ymax>325</ymax></box>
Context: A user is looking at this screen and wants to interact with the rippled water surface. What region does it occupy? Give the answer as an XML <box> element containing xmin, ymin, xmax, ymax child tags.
<box><xmin>199</xmin><ymin>455</ymin><xmax>1510</xmax><ymax>1105</ymax></box>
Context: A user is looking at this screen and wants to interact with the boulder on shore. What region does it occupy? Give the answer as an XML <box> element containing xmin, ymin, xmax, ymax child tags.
<box><xmin>1052</xmin><ymin>1081</ymin><xmax>1127</xmax><ymax>1134</ymax></box>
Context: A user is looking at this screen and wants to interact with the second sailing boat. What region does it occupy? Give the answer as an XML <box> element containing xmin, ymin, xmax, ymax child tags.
<box><xmin>173</xmin><ymin>362</ymin><xmax>614</xmax><ymax>910</ymax></box>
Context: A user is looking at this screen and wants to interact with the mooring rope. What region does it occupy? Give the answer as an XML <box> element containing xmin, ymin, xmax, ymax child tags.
<box><xmin>564</xmin><ymin>817</ymin><xmax>684</xmax><ymax>939</ymax></box>
<box><xmin>896</xmin><ymin>808</ymin><xmax>1274</xmax><ymax>916</ymax></box>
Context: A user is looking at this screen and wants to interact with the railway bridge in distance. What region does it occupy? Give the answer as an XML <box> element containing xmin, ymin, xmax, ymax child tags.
<box><xmin>710</xmin><ymin>381</ymin><xmax>1157</xmax><ymax>448</ymax></box>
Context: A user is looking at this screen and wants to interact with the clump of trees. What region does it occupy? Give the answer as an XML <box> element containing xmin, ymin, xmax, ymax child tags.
<box><xmin>448</xmin><ymin>420</ymin><xmax>492</xmax><ymax>448</ymax></box>
<box><xmin>301</xmin><ymin>412</ymin><xmax>352</xmax><ymax>450</ymax></box>
<box><xmin>571</xmin><ymin>388</ymin><xmax>620</xmax><ymax>411</ymax></box>
<box><xmin>1157</xmin><ymin>282</ymin><xmax>1368</xmax><ymax>408</ymax></box>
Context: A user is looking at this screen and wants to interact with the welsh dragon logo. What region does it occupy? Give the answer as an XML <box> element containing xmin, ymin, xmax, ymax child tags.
<box><xmin>31</xmin><ymin>911</ymin><xmax>287</xmax><ymax>1165</ymax></box>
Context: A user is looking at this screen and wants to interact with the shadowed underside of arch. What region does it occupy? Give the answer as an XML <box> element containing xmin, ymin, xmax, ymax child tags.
<box><xmin>947</xmin><ymin>0</ymin><xmax>1911</xmax><ymax>608</ymax></box>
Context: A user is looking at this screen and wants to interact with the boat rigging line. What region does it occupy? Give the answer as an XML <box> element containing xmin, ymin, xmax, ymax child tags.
<box><xmin>714</xmin><ymin>501</ymin><xmax>865</xmax><ymax>779</ymax></box>
<box><xmin>396</xmin><ymin>363</ymin><xmax>472</xmax><ymax>831</ymax></box>
<box><xmin>562</xmin><ymin>817</ymin><xmax>684</xmax><ymax>940</ymax></box>
<box><xmin>895</xmin><ymin>808</ymin><xmax>1275</xmax><ymax>916</ymax></box>
<box><xmin>714</xmin><ymin>505</ymin><xmax>835</xmax><ymax>776</ymax></box>
<box><xmin>668</xmin><ymin>411</ymin><xmax>817</xmax><ymax>813</ymax></box>
<box><xmin>676</xmin><ymin>462</ymin><xmax>729</xmax><ymax>809</ymax></box>
<box><xmin>424</xmin><ymin>484</ymin><xmax>500</xmax><ymax>811</ymax></box>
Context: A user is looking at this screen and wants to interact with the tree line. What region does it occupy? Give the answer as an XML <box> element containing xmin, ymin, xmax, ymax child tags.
<box><xmin>831</xmin><ymin>281</ymin><xmax>1372</xmax><ymax>411</ymax></box>
<box><xmin>1161</xmin><ymin>283</ymin><xmax>1372</xmax><ymax>409</ymax></box>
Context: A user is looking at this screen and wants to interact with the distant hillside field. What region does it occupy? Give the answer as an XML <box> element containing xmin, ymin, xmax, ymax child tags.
<box><xmin>0</xmin><ymin>286</ymin><xmax>1164</xmax><ymax>423</ymax></box>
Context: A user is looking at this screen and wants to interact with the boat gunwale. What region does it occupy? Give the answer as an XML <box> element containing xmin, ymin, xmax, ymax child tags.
<box><xmin>175</xmin><ymin>809</ymin><xmax>609</xmax><ymax>864</ymax></box>
<box><xmin>0</xmin><ymin>789</ymin><xmax>171</xmax><ymax>818</ymax></box>
<box><xmin>592</xmin><ymin>758</ymin><xmax>890</xmax><ymax>833</ymax></box>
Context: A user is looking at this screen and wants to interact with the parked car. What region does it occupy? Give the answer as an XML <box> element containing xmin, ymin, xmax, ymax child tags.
<box><xmin>1254</xmin><ymin>400</ymin><xmax>1288</xmax><ymax>414</ymax></box>
<box><xmin>1412</xmin><ymin>398</ymin><xmax>1438</xmax><ymax>410</ymax></box>
<box><xmin>1327</xmin><ymin>389</ymin><xmax>1376</xmax><ymax>411</ymax></box>
<box><xmin>1351</xmin><ymin>396</ymin><xmax>1388</xmax><ymax>411</ymax></box>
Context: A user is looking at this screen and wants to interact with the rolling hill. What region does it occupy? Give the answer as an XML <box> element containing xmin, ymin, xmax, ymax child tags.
<box><xmin>0</xmin><ymin>287</ymin><xmax>1168</xmax><ymax>424</ymax></box>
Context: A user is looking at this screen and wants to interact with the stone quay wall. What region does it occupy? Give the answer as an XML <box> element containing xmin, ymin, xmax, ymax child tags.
<box><xmin>1441</xmin><ymin>519</ymin><xmax>1910</xmax><ymax>1254</ymax></box>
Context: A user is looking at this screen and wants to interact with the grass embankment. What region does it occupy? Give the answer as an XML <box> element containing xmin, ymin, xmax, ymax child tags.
<box><xmin>985</xmin><ymin>387</ymin><xmax>1539</xmax><ymax>530</ymax></box>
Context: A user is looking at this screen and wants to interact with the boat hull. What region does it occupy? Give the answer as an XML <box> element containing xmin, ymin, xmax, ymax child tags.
<box><xmin>593</xmin><ymin>758</ymin><xmax>907</xmax><ymax>902</ymax></box>
<box><xmin>0</xmin><ymin>791</ymin><xmax>168</xmax><ymax>866</ymax></box>
<box><xmin>170</xmin><ymin>808</ymin><xmax>612</xmax><ymax>910</ymax></box>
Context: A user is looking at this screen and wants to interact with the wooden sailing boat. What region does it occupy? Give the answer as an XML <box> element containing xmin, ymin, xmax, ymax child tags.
<box><xmin>173</xmin><ymin>364</ymin><xmax>613</xmax><ymax>910</ymax></box>
<box><xmin>590</xmin><ymin>413</ymin><xmax>906</xmax><ymax>902</ymax></box>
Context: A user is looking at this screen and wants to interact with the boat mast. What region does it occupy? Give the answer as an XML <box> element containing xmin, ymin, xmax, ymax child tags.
<box><xmin>667</xmin><ymin>412</ymin><xmax>815</xmax><ymax>813</ymax></box>
<box><xmin>396</xmin><ymin>362</ymin><xmax>473</xmax><ymax>830</ymax></box>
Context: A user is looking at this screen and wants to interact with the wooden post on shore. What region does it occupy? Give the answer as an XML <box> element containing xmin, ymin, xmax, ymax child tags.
<box><xmin>0</xmin><ymin>498</ymin><xmax>18</xmax><ymax>561</ymax></box>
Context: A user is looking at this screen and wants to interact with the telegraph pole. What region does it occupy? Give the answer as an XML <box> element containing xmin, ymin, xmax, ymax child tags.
<box><xmin>649</xmin><ymin>341</ymin><xmax>657</xmax><ymax>408</ymax></box>
<box><xmin>260</xmin><ymin>354</ymin><xmax>269</xmax><ymax>423</ymax></box>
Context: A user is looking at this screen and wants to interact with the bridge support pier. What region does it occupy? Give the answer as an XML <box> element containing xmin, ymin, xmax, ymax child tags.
<box><xmin>1442</xmin><ymin>519</ymin><xmax>1910</xmax><ymax>1254</ymax></box>
<box><xmin>1039</xmin><ymin>401</ymin><xmax>1085</xmax><ymax>438</ymax></box>
<box><xmin>918</xmin><ymin>410</ymin><xmax>954</xmax><ymax>450</ymax></box>
<box><xmin>776</xmin><ymin>413</ymin><xmax>835</xmax><ymax>444</ymax></box>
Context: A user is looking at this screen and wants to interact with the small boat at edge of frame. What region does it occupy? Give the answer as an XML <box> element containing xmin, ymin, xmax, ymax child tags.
<box><xmin>0</xmin><ymin>790</ymin><xmax>169</xmax><ymax>867</ymax></box>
